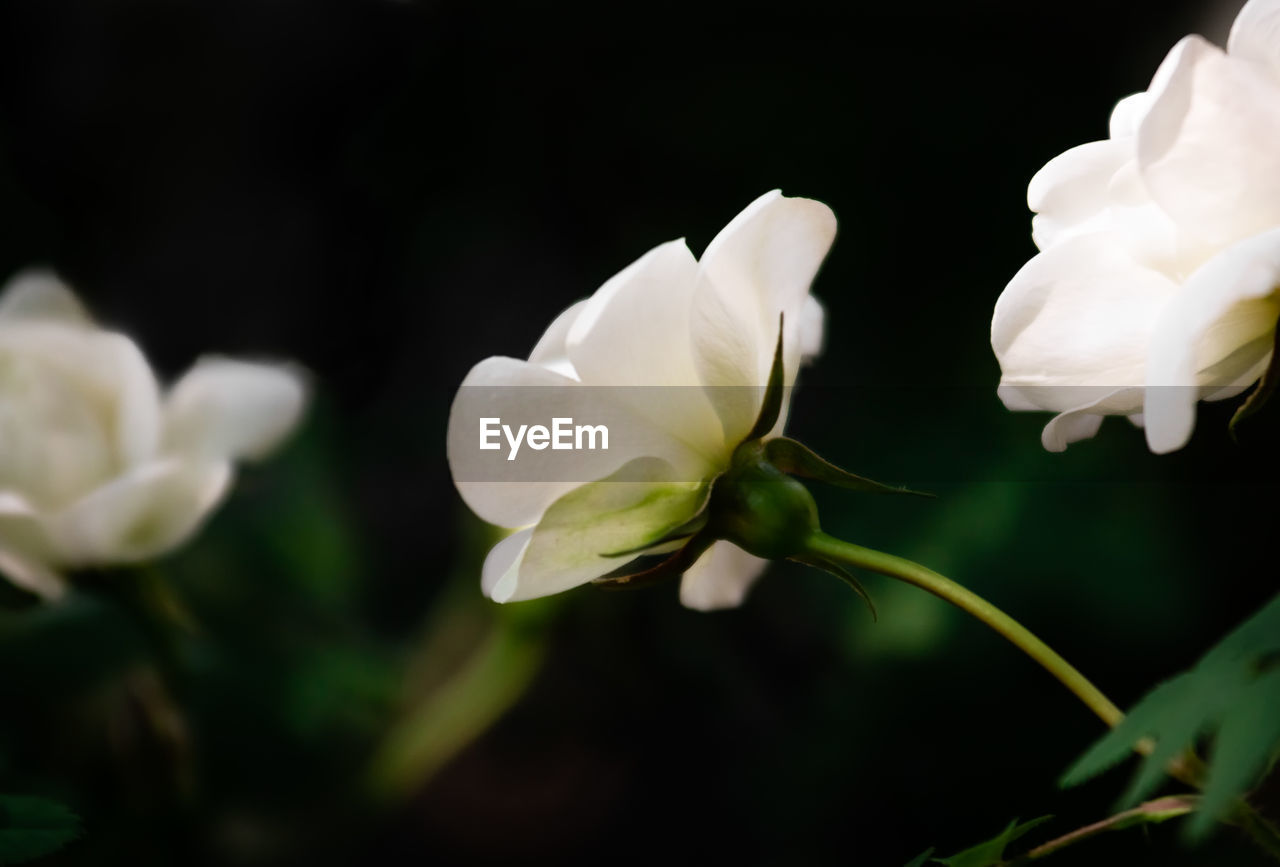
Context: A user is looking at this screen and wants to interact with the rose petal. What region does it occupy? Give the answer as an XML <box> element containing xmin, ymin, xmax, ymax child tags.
<box><xmin>0</xmin><ymin>269</ymin><xmax>92</xmax><ymax>325</ymax></box>
<box><xmin>1028</xmin><ymin>140</ymin><xmax>1130</xmax><ymax>250</ymax></box>
<box><xmin>0</xmin><ymin>325</ymin><xmax>162</xmax><ymax>468</ymax></box>
<box><xmin>567</xmin><ymin>239</ymin><xmax>724</xmax><ymax>460</ymax></box>
<box><xmin>1031</xmin><ymin>145</ymin><xmax>1191</xmax><ymax>274</ymax></box>
<box><xmin>1144</xmin><ymin>227</ymin><xmax>1280</xmax><ymax>453</ymax></box>
<box><xmin>1038</xmin><ymin>387</ymin><xmax>1143</xmax><ymax>452</ymax></box>
<box><xmin>678</xmin><ymin>540</ymin><xmax>769</xmax><ymax>611</ymax></box>
<box><xmin>481</xmin><ymin>528</ymin><xmax>532</xmax><ymax>602</ymax></box>
<box><xmin>800</xmin><ymin>295</ymin><xmax>825</xmax><ymax>362</ymax></box>
<box><xmin>1109</xmin><ymin>92</ymin><xmax>1154</xmax><ymax>139</ymax></box>
<box><xmin>447</xmin><ymin>356</ymin><xmax>707</xmax><ymax>528</ymax></box>
<box><xmin>567</xmin><ymin>239</ymin><xmax>699</xmax><ymax>384</ymax></box>
<box><xmin>1103</xmin><ymin>162</ymin><xmax>1195</xmax><ymax>274</ymax></box>
<box><xmin>448</xmin><ymin>357</ymin><xmax>583</xmax><ymax>528</ymax></box>
<box><xmin>528</xmin><ymin>299</ymin><xmax>588</xmax><ymax>379</ymax></box>
<box><xmin>163</xmin><ymin>357</ymin><xmax>308</xmax><ymax>461</ymax></box>
<box><xmin>690</xmin><ymin>191</ymin><xmax>837</xmax><ymax>445</ymax></box>
<box><xmin>993</xmin><ymin>233</ymin><xmax>1177</xmax><ymax>410</ymax></box>
<box><xmin>1138</xmin><ymin>36</ymin><xmax>1280</xmax><ymax>246</ymax></box>
<box><xmin>111</xmin><ymin>336</ymin><xmax>164</xmax><ymax>467</ymax></box>
<box><xmin>52</xmin><ymin>460</ymin><xmax>232</xmax><ymax>565</ymax></box>
<box><xmin>0</xmin><ymin>492</ymin><xmax>64</xmax><ymax>598</ymax></box>
<box><xmin>1228</xmin><ymin>0</ymin><xmax>1280</xmax><ymax>72</ymax></box>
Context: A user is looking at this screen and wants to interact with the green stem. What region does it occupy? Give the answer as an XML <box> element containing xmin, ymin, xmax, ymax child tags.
<box><xmin>805</xmin><ymin>533</ymin><xmax>1280</xmax><ymax>860</ymax></box>
<box><xmin>806</xmin><ymin>533</ymin><xmax>1216</xmax><ymax>792</ymax></box>
<box><xmin>806</xmin><ymin>532</ymin><xmax>1123</xmax><ymax>728</ymax></box>
<box><xmin>1008</xmin><ymin>795</ymin><xmax>1197</xmax><ymax>864</ymax></box>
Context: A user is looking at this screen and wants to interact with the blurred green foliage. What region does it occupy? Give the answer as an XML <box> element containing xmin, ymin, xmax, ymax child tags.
<box><xmin>0</xmin><ymin>401</ymin><xmax>567</xmax><ymax>865</ymax></box>
<box><xmin>0</xmin><ymin>795</ymin><xmax>81</xmax><ymax>864</ymax></box>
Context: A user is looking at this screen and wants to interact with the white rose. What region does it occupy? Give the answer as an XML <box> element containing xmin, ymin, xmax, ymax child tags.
<box><xmin>992</xmin><ymin>0</ymin><xmax>1280</xmax><ymax>453</ymax></box>
<box><xmin>0</xmin><ymin>270</ymin><xmax>308</xmax><ymax>598</ymax></box>
<box><xmin>447</xmin><ymin>191</ymin><xmax>834</xmax><ymax>610</ymax></box>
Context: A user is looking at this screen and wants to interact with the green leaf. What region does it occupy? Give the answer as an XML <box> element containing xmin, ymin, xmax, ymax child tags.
<box><xmin>903</xmin><ymin>848</ymin><xmax>935</xmax><ymax>867</ymax></box>
<box><xmin>593</xmin><ymin>533</ymin><xmax>715</xmax><ymax>591</ymax></box>
<box><xmin>1062</xmin><ymin>593</ymin><xmax>1280</xmax><ymax>838</ymax></box>
<box><xmin>1229</xmin><ymin>332</ymin><xmax>1280</xmax><ymax>439</ymax></box>
<box><xmin>1062</xmin><ymin>671</ymin><xmax>1217</xmax><ymax>800</ymax></box>
<box><xmin>0</xmin><ymin>795</ymin><xmax>81</xmax><ymax>864</ymax></box>
<box><xmin>742</xmin><ymin>313</ymin><xmax>785</xmax><ymax>444</ymax></box>
<box><xmin>764</xmin><ymin>437</ymin><xmax>934</xmax><ymax>497</ymax></box>
<box><xmin>1192</xmin><ymin>667</ymin><xmax>1280</xmax><ymax>837</ymax></box>
<box><xmin>934</xmin><ymin>815</ymin><xmax>1053</xmax><ymax>867</ymax></box>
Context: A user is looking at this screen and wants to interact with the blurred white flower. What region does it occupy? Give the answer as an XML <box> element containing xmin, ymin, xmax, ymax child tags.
<box><xmin>447</xmin><ymin>191</ymin><xmax>835</xmax><ymax>610</ymax></box>
<box><xmin>0</xmin><ymin>269</ymin><xmax>308</xmax><ymax>598</ymax></box>
<box><xmin>992</xmin><ymin>0</ymin><xmax>1280</xmax><ymax>453</ymax></box>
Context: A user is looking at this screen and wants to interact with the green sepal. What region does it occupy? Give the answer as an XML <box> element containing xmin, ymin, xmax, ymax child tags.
<box><xmin>742</xmin><ymin>313</ymin><xmax>786</xmax><ymax>445</ymax></box>
<box><xmin>902</xmin><ymin>849</ymin><xmax>935</xmax><ymax>867</ymax></box>
<box><xmin>592</xmin><ymin>533</ymin><xmax>715</xmax><ymax>591</ymax></box>
<box><xmin>765</xmin><ymin>437</ymin><xmax>934</xmax><ymax>498</ymax></box>
<box><xmin>1230</xmin><ymin>335</ymin><xmax>1280</xmax><ymax>441</ymax></box>
<box><xmin>601</xmin><ymin>510</ymin><xmax>710</xmax><ymax>559</ymax></box>
<box><xmin>791</xmin><ymin>553</ymin><xmax>877</xmax><ymax>621</ymax></box>
<box><xmin>932</xmin><ymin>815</ymin><xmax>1054</xmax><ymax>867</ymax></box>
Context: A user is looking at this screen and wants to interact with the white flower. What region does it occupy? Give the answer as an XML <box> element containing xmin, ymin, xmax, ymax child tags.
<box><xmin>992</xmin><ymin>0</ymin><xmax>1280</xmax><ymax>453</ymax></box>
<box><xmin>0</xmin><ymin>269</ymin><xmax>308</xmax><ymax>598</ymax></box>
<box><xmin>447</xmin><ymin>191</ymin><xmax>835</xmax><ymax>610</ymax></box>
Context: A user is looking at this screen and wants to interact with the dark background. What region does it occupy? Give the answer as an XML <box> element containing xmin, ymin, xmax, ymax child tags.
<box><xmin>1</xmin><ymin>0</ymin><xmax>1277</xmax><ymax>864</ymax></box>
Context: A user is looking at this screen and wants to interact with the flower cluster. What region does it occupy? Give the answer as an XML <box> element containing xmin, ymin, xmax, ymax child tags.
<box><xmin>0</xmin><ymin>270</ymin><xmax>307</xmax><ymax>598</ymax></box>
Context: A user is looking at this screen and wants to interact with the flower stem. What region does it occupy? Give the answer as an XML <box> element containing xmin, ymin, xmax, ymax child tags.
<box><xmin>1008</xmin><ymin>795</ymin><xmax>1197</xmax><ymax>864</ymax></box>
<box><xmin>804</xmin><ymin>533</ymin><xmax>1280</xmax><ymax>859</ymax></box>
<box><xmin>807</xmin><ymin>533</ymin><xmax>1222</xmax><ymax>792</ymax></box>
<box><xmin>805</xmin><ymin>531</ymin><xmax>1123</xmax><ymax>728</ymax></box>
